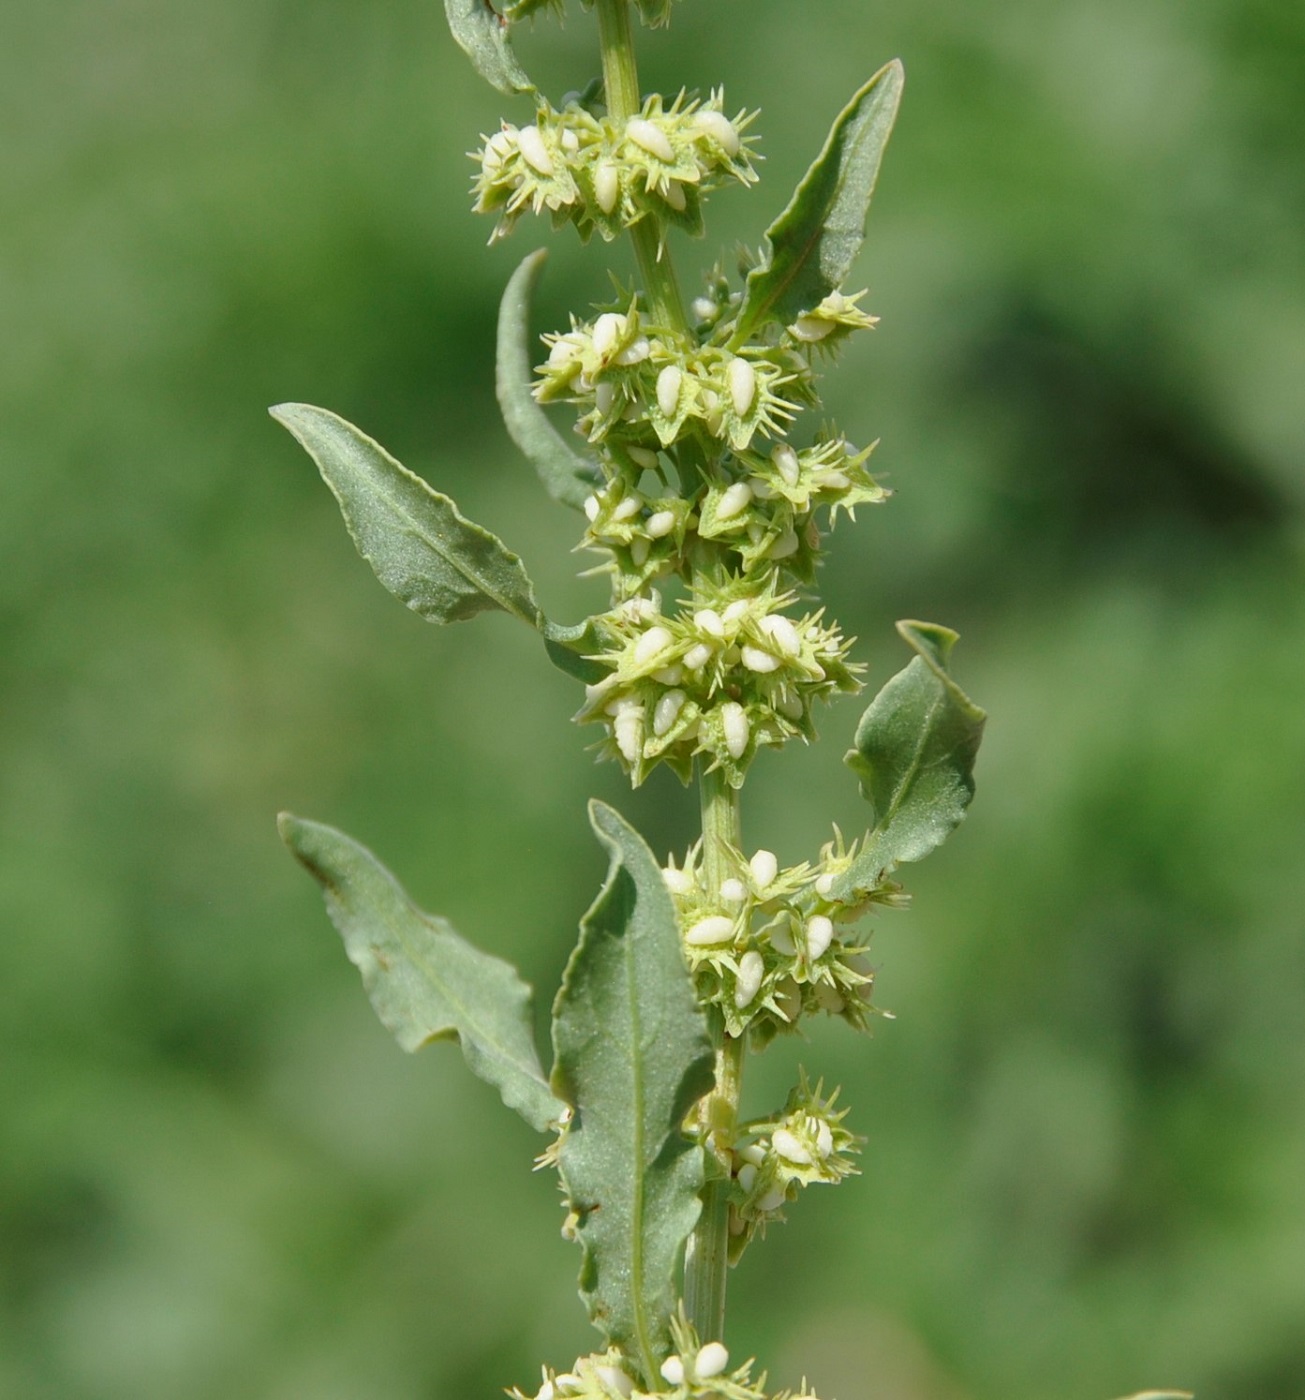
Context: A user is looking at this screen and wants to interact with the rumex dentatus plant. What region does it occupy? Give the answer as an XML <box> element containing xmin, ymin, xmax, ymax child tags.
<box><xmin>271</xmin><ymin>4</ymin><xmax>1172</xmax><ymax>1398</ymax></box>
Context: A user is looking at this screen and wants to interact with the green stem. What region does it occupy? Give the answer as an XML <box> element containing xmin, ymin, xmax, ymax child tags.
<box><xmin>683</xmin><ymin>763</ymin><xmax>745</xmax><ymax>1343</ymax></box>
<box><xmin>595</xmin><ymin>0</ymin><xmax>689</xmax><ymax>335</ymax></box>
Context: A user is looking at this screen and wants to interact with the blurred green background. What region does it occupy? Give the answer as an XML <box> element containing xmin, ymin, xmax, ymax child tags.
<box><xmin>3</xmin><ymin>1</ymin><xmax>1303</xmax><ymax>1397</ymax></box>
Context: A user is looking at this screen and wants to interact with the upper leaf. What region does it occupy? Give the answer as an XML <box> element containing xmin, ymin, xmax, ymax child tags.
<box><xmin>552</xmin><ymin>802</ymin><xmax>714</xmax><ymax>1383</ymax></box>
<box><xmin>443</xmin><ymin>0</ymin><xmax>534</xmax><ymax>96</ymax></box>
<box><xmin>831</xmin><ymin>620</ymin><xmax>985</xmax><ymax>902</ymax></box>
<box><xmin>279</xmin><ymin>813</ymin><xmax>564</xmax><ymax>1134</ymax></box>
<box><xmin>732</xmin><ymin>60</ymin><xmax>904</xmax><ymax>346</ymax></box>
<box><xmin>271</xmin><ymin>402</ymin><xmax>544</xmax><ymax>629</ymax></box>
<box><xmin>497</xmin><ymin>249</ymin><xmax>601</xmax><ymax>511</ymax></box>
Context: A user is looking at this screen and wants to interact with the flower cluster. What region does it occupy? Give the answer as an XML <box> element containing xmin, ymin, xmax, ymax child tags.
<box><xmin>728</xmin><ymin>1078</ymin><xmax>860</xmax><ymax>1256</ymax></box>
<box><xmin>576</xmin><ymin>585</ymin><xmax>860</xmax><ymax>787</ymax></box>
<box><xmin>660</xmin><ymin>835</ymin><xmax>888</xmax><ymax>1035</ymax></box>
<box><xmin>473</xmin><ymin>91</ymin><xmax>757</xmax><ymax>244</ymax></box>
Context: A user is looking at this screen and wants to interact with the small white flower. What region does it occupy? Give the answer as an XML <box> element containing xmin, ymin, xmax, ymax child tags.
<box><xmin>748</xmin><ymin>849</ymin><xmax>778</xmax><ymax>889</ymax></box>
<box><xmin>691</xmin><ymin>296</ymin><xmax>717</xmax><ymax>322</ymax></box>
<box><xmin>771</xmin><ymin>442</ymin><xmax>801</xmax><ymax>486</ymax></box>
<box><xmin>594</xmin><ymin>160</ymin><xmax>619</xmax><ymax>214</ymax></box>
<box><xmin>693</xmin><ymin>607</ymin><xmax>725</xmax><ymax>638</ymax></box>
<box><xmin>734</xmin><ymin>949</ymin><xmax>764</xmax><ymax>1006</ymax></box>
<box><xmin>805</xmin><ymin>914</ymin><xmax>834</xmax><ymax>960</ymax></box>
<box><xmin>592</xmin><ymin>312</ymin><xmax>626</xmax><ymax>359</ymax></box>
<box><xmin>646</xmin><ymin>510</ymin><xmax>676</xmax><ymax>538</ymax></box>
<box><xmin>772</xmin><ymin>1127</ymin><xmax>813</xmax><ymax>1165</ymax></box>
<box><xmin>653</xmin><ymin>689</ymin><xmax>686</xmax><ymax>737</ymax></box>
<box><xmin>633</xmin><ymin>625</ymin><xmax>674</xmax><ymax>666</ymax></box>
<box><xmin>726</xmin><ymin>357</ymin><xmax>756</xmax><ymax>418</ymax></box>
<box><xmin>720</xmin><ymin>701</ymin><xmax>749</xmax><ymax>759</ymax></box>
<box><xmin>691</xmin><ymin>109</ymin><xmax>741</xmax><ymax>156</ymax></box>
<box><xmin>716</xmin><ymin>481</ymin><xmax>752</xmax><ymax>520</ymax></box>
<box><xmin>758</xmin><ymin>613</ymin><xmax>802</xmax><ymax>657</ymax></box>
<box><xmin>656</xmin><ymin>364</ymin><xmax>683</xmax><ymax>419</ymax></box>
<box><xmin>517</xmin><ymin>125</ymin><xmax>554</xmax><ymax>176</ymax></box>
<box><xmin>694</xmin><ymin>1343</ymin><xmax>730</xmax><ymax>1380</ymax></box>
<box><xmin>626</xmin><ymin>117</ymin><xmax>676</xmax><ymax>163</ymax></box>
<box><xmin>662</xmin><ymin>865</ymin><xmax>693</xmax><ymax>896</ymax></box>
<box><xmin>683</xmin><ymin>642</ymin><xmax>712</xmax><ymax>671</ymax></box>
<box><xmin>719</xmin><ymin>877</ymin><xmax>747</xmax><ymax>905</ymax></box>
<box><xmin>686</xmin><ymin>915</ymin><xmax>735</xmax><ymax>946</ymax></box>
<box><xmin>741</xmin><ymin>645</ymin><xmax>780</xmax><ymax>673</ymax></box>
<box><xmin>660</xmin><ymin>1356</ymin><xmax>686</xmax><ymax>1387</ymax></box>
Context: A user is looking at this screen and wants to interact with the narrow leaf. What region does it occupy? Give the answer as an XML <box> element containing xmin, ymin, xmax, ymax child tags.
<box><xmin>552</xmin><ymin>802</ymin><xmax>714</xmax><ymax>1381</ymax></box>
<box><xmin>831</xmin><ymin>619</ymin><xmax>985</xmax><ymax>901</ymax></box>
<box><xmin>733</xmin><ymin>60</ymin><xmax>904</xmax><ymax>346</ymax></box>
<box><xmin>271</xmin><ymin>402</ymin><xmax>543</xmax><ymax>629</ymax></box>
<box><xmin>497</xmin><ymin>249</ymin><xmax>601</xmax><ymax>511</ymax></box>
<box><xmin>279</xmin><ymin>813</ymin><xmax>564</xmax><ymax>1133</ymax></box>
<box><xmin>443</xmin><ymin>0</ymin><xmax>534</xmax><ymax>96</ymax></box>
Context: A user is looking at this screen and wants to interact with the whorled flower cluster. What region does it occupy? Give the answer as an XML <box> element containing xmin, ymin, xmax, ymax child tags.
<box><xmin>473</xmin><ymin>91</ymin><xmax>758</xmax><ymax>244</ymax></box>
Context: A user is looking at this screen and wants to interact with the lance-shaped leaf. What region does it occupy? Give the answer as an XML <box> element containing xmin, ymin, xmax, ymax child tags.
<box><xmin>497</xmin><ymin>249</ymin><xmax>600</xmax><ymax>511</ymax></box>
<box><xmin>552</xmin><ymin>802</ymin><xmax>714</xmax><ymax>1383</ymax></box>
<box><xmin>272</xmin><ymin>402</ymin><xmax>545</xmax><ymax>628</ymax></box>
<box><xmin>732</xmin><ymin>60</ymin><xmax>904</xmax><ymax>347</ymax></box>
<box><xmin>279</xmin><ymin>813</ymin><xmax>564</xmax><ymax>1133</ymax></box>
<box><xmin>443</xmin><ymin>0</ymin><xmax>534</xmax><ymax>96</ymax></box>
<box><xmin>831</xmin><ymin>620</ymin><xmax>985</xmax><ymax>902</ymax></box>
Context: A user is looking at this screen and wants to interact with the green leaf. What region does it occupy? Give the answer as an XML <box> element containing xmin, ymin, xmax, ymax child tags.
<box><xmin>732</xmin><ymin>60</ymin><xmax>904</xmax><ymax>346</ymax></box>
<box><xmin>832</xmin><ymin>619</ymin><xmax>985</xmax><ymax>901</ymax></box>
<box><xmin>497</xmin><ymin>249</ymin><xmax>601</xmax><ymax>511</ymax></box>
<box><xmin>552</xmin><ymin>802</ymin><xmax>714</xmax><ymax>1382</ymax></box>
<box><xmin>442</xmin><ymin>0</ymin><xmax>534</xmax><ymax>96</ymax></box>
<box><xmin>278</xmin><ymin>813</ymin><xmax>564</xmax><ymax>1134</ymax></box>
<box><xmin>271</xmin><ymin>402</ymin><xmax>545</xmax><ymax>629</ymax></box>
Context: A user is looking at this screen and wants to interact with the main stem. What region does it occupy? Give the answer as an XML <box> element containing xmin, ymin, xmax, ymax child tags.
<box><xmin>597</xmin><ymin>0</ymin><xmax>740</xmax><ymax>1344</ymax></box>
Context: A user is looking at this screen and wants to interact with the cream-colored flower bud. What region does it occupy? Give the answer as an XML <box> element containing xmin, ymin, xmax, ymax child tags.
<box><xmin>691</xmin><ymin>109</ymin><xmax>741</xmax><ymax>156</ymax></box>
<box><xmin>594</xmin><ymin>381</ymin><xmax>615</xmax><ymax>415</ymax></box>
<box><xmin>772</xmin><ymin>1127</ymin><xmax>813</xmax><ymax>1165</ymax></box>
<box><xmin>683</xmin><ymin>642</ymin><xmax>712</xmax><ymax>671</ymax></box>
<box><xmin>646</xmin><ymin>510</ymin><xmax>676</xmax><ymax>538</ymax></box>
<box><xmin>693</xmin><ymin>607</ymin><xmax>725</xmax><ymax>638</ymax></box>
<box><xmin>771</xmin><ymin>442</ymin><xmax>801</xmax><ymax>486</ymax></box>
<box><xmin>583</xmin><ymin>494</ymin><xmax>600</xmax><ymax>522</ymax></box>
<box><xmin>805</xmin><ymin>914</ymin><xmax>834</xmax><ymax>960</ymax></box>
<box><xmin>686</xmin><ymin>915</ymin><xmax>734</xmax><ymax>946</ymax></box>
<box><xmin>653</xmin><ymin>689</ymin><xmax>686</xmax><ymax>737</ymax></box>
<box><xmin>721</xmin><ymin>598</ymin><xmax>750</xmax><ymax>626</ymax></box>
<box><xmin>759</xmin><ymin>613</ymin><xmax>802</xmax><ymax>657</ymax></box>
<box><xmin>719</xmin><ymin>877</ymin><xmax>747</xmax><ymax>906</ymax></box>
<box><xmin>741</xmin><ymin>645</ymin><xmax>780</xmax><ymax>673</ymax></box>
<box><xmin>726</xmin><ymin>357</ymin><xmax>756</xmax><ymax>418</ymax></box>
<box><xmin>720</xmin><ymin>701</ymin><xmax>749</xmax><ymax>759</ymax></box>
<box><xmin>734</xmin><ymin>950</ymin><xmax>764</xmax><ymax>1007</ymax></box>
<box><xmin>691</xmin><ymin>296</ymin><xmax>717</xmax><ymax>322</ymax></box>
<box><xmin>594</xmin><ymin>161</ymin><xmax>619</xmax><ymax>215</ymax></box>
<box><xmin>663</xmin><ymin>180</ymin><xmax>686</xmax><ymax>212</ymax></box>
<box><xmin>633</xmin><ymin>625</ymin><xmax>673</xmax><ymax>666</ymax></box>
<box><xmin>611</xmin><ymin>493</ymin><xmax>643</xmax><ymax>521</ymax></box>
<box><xmin>629</xmin><ymin>536</ymin><xmax>650</xmax><ymax>567</ymax></box>
<box><xmin>748</xmin><ymin>849</ymin><xmax>778</xmax><ymax>889</ymax></box>
<box><xmin>694</xmin><ymin>1343</ymin><xmax>730</xmax><ymax>1380</ymax></box>
<box><xmin>613</xmin><ymin>704</ymin><xmax>644</xmax><ymax>763</ymax></box>
<box><xmin>660</xmin><ymin>1356</ymin><xmax>686</xmax><ymax>1387</ymax></box>
<box><xmin>517</xmin><ymin>125</ymin><xmax>553</xmax><ymax>176</ymax></box>
<box><xmin>627</xmin><ymin>117</ymin><xmax>675</xmax><ymax>163</ymax></box>
<box><xmin>592</xmin><ymin>312</ymin><xmax>626</xmax><ymax>359</ymax></box>
<box><xmin>662</xmin><ymin>865</ymin><xmax>693</xmax><ymax>896</ymax></box>
<box><xmin>716</xmin><ymin>482</ymin><xmax>752</xmax><ymax>520</ymax></box>
<box><xmin>656</xmin><ymin>364</ymin><xmax>682</xmax><ymax>419</ymax></box>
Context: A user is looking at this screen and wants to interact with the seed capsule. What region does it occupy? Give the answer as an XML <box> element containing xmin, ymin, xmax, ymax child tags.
<box><xmin>734</xmin><ymin>950</ymin><xmax>764</xmax><ymax>1007</ymax></box>
<box><xmin>653</xmin><ymin>689</ymin><xmax>686</xmax><ymax>737</ymax></box>
<box><xmin>726</xmin><ymin>357</ymin><xmax>756</xmax><ymax>417</ymax></box>
<box><xmin>516</xmin><ymin>125</ymin><xmax>554</xmax><ymax>176</ymax></box>
<box><xmin>694</xmin><ymin>1343</ymin><xmax>730</xmax><ymax>1380</ymax></box>
<box><xmin>656</xmin><ymin>364</ymin><xmax>682</xmax><ymax>418</ymax></box>
<box><xmin>720</xmin><ymin>701</ymin><xmax>749</xmax><ymax>759</ymax></box>
<box><xmin>716</xmin><ymin>482</ymin><xmax>752</xmax><ymax>520</ymax></box>
<box><xmin>686</xmin><ymin>915</ymin><xmax>734</xmax><ymax>946</ymax></box>
<box><xmin>594</xmin><ymin>160</ymin><xmax>619</xmax><ymax>214</ymax></box>
<box><xmin>805</xmin><ymin>914</ymin><xmax>834</xmax><ymax>960</ymax></box>
<box><xmin>692</xmin><ymin>109</ymin><xmax>741</xmax><ymax>157</ymax></box>
<box><xmin>626</xmin><ymin>117</ymin><xmax>675</xmax><ymax>163</ymax></box>
<box><xmin>748</xmin><ymin>849</ymin><xmax>778</xmax><ymax>889</ymax></box>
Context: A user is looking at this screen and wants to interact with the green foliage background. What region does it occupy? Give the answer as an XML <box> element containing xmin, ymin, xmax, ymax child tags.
<box><xmin>3</xmin><ymin>1</ymin><xmax>1303</xmax><ymax>1396</ymax></box>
